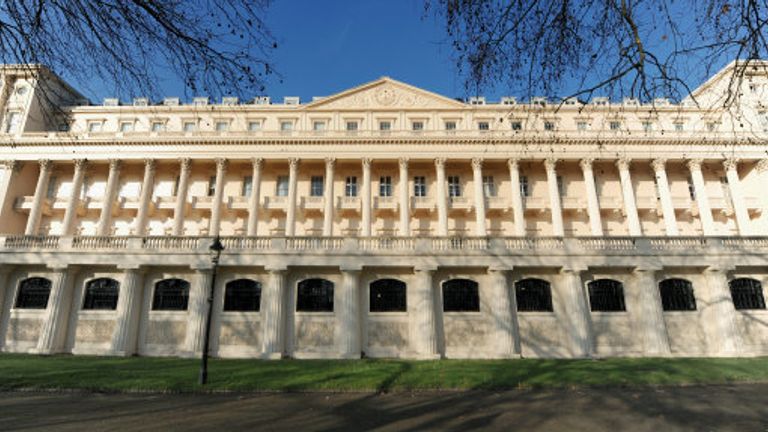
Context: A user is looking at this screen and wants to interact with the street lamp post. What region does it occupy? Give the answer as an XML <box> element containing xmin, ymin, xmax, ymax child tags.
<box><xmin>199</xmin><ymin>236</ymin><xmax>224</xmax><ymax>385</ymax></box>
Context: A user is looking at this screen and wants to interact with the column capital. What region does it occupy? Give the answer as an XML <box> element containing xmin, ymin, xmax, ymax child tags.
<box><xmin>414</xmin><ymin>265</ymin><xmax>437</xmax><ymax>273</ymax></box>
<box><xmin>288</xmin><ymin>157</ymin><xmax>300</xmax><ymax>169</ymax></box>
<box><xmin>687</xmin><ymin>158</ymin><xmax>703</xmax><ymax>171</ymax></box>
<box><xmin>560</xmin><ymin>266</ymin><xmax>586</xmax><ymax>275</ymax></box>
<box><xmin>434</xmin><ymin>157</ymin><xmax>446</xmax><ymax>169</ymax></box>
<box><xmin>179</xmin><ymin>157</ymin><xmax>192</xmax><ymax>171</ymax></box>
<box><xmin>73</xmin><ymin>158</ymin><xmax>88</xmax><ymax>171</ymax></box>
<box><xmin>488</xmin><ymin>267</ymin><xmax>511</xmax><ymax>275</ymax></box>
<box><xmin>471</xmin><ymin>157</ymin><xmax>483</xmax><ymax>171</ymax></box>
<box><xmin>324</xmin><ymin>157</ymin><xmax>336</xmax><ymax>169</ymax></box>
<box><xmin>266</xmin><ymin>267</ymin><xmax>288</xmax><ymax>274</ymax></box>
<box><xmin>615</xmin><ymin>157</ymin><xmax>631</xmax><ymax>171</ymax></box>
<box><xmin>507</xmin><ymin>158</ymin><xmax>521</xmax><ymax>171</ymax></box>
<box><xmin>108</xmin><ymin>159</ymin><xmax>122</xmax><ymax>172</ymax></box>
<box><xmin>340</xmin><ymin>266</ymin><xmax>363</xmax><ymax>274</ymax></box>
<box><xmin>251</xmin><ymin>157</ymin><xmax>264</xmax><ymax>170</ymax></box>
<box><xmin>634</xmin><ymin>266</ymin><xmax>662</xmax><ymax>273</ymax></box>
<box><xmin>143</xmin><ymin>158</ymin><xmax>156</xmax><ymax>173</ymax></box>
<box><xmin>215</xmin><ymin>157</ymin><xmax>228</xmax><ymax>171</ymax></box>
<box><xmin>117</xmin><ymin>264</ymin><xmax>147</xmax><ymax>274</ymax></box>
<box><xmin>756</xmin><ymin>159</ymin><xmax>768</xmax><ymax>173</ymax></box>
<box><xmin>650</xmin><ymin>158</ymin><xmax>667</xmax><ymax>172</ymax></box>
<box><xmin>361</xmin><ymin>157</ymin><xmax>372</xmax><ymax>169</ymax></box>
<box><xmin>38</xmin><ymin>159</ymin><xmax>52</xmax><ymax>171</ymax></box>
<box><xmin>2</xmin><ymin>160</ymin><xmax>20</xmax><ymax>173</ymax></box>
<box><xmin>544</xmin><ymin>157</ymin><xmax>558</xmax><ymax>172</ymax></box>
<box><xmin>723</xmin><ymin>158</ymin><xmax>739</xmax><ymax>172</ymax></box>
<box><xmin>706</xmin><ymin>265</ymin><xmax>735</xmax><ymax>273</ymax></box>
<box><xmin>398</xmin><ymin>157</ymin><xmax>409</xmax><ymax>169</ymax></box>
<box><xmin>579</xmin><ymin>158</ymin><xmax>594</xmax><ymax>171</ymax></box>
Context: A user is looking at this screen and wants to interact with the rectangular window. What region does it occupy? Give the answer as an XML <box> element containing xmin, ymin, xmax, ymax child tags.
<box><xmin>379</xmin><ymin>121</ymin><xmax>391</xmax><ymax>131</ymax></box>
<box><xmin>280</xmin><ymin>121</ymin><xmax>293</xmax><ymax>132</ymax></box>
<box><xmin>248</xmin><ymin>121</ymin><xmax>262</xmax><ymax>132</ymax></box>
<box><xmin>448</xmin><ymin>176</ymin><xmax>461</xmax><ymax>197</ymax></box>
<box><xmin>510</xmin><ymin>121</ymin><xmax>522</xmax><ymax>131</ymax></box>
<box><xmin>313</xmin><ymin>121</ymin><xmax>326</xmax><ymax>131</ymax></box>
<box><xmin>674</xmin><ymin>122</ymin><xmax>684</xmax><ymax>132</ymax></box>
<box><xmin>642</xmin><ymin>121</ymin><xmax>653</xmax><ymax>132</ymax></box>
<box><xmin>544</xmin><ymin>121</ymin><xmax>555</xmax><ymax>131</ymax></box>
<box><xmin>242</xmin><ymin>176</ymin><xmax>253</xmax><ymax>197</ymax></box>
<box><xmin>182</xmin><ymin>121</ymin><xmax>196</xmax><ymax>133</ymax></box>
<box><xmin>345</xmin><ymin>176</ymin><xmax>358</xmax><ymax>197</ymax></box>
<box><xmin>520</xmin><ymin>175</ymin><xmax>530</xmax><ymax>197</ymax></box>
<box><xmin>557</xmin><ymin>175</ymin><xmax>565</xmax><ymax>197</ymax></box>
<box><xmin>119</xmin><ymin>121</ymin><xmax>134</xmax><ymax>133</ymax></box>
<box><xmin>576</xmin><ymin>121</ymin><xmax>588</xmax><ymax>131</ymax></box>
<box><xmin>346</xmin><ymin>121</ymin><xmax>358</xmax><ymax>131</ymax></box>
<box><xmin>478</xmin><ymin>121</ymin><xmax>490</xmax><ymax>131</ymax></box>
<box><xmin>5</xmin><ymin>112</ymin><xmax>21</xmax><ymax>133</ymax></box>
<box><xmin>151</xmin><ymin>121</ymin><xmax>165</xmax><ymax>132</ymax></box>
<box><xmin>687</xmin><ymin>177</ymin><xmax>696</xmax><ymax>200</ymax></box>
<box><xmin>310</xmin><ymin>176</ymin><xmax>324</xmax><ymax>197</ymax></box>
<box><xmin>482</xmin><ymin>176</ymin><xmax>496</xmax><ymax>197</ymax></box>
<box><xmin>609</xmin><ymin>121</ymin><xmax>621</xmax><ymax>130</ymax></box>
<box><xmin>445</xmin><ymin>121</ymin><xmax>457</xmax><ymax>130</ymax></box>
<box><xmin>46</xmin><ymin>176</ymin><xmax>57</xmax><ymax>199</ymax></box>
<box><xmin>379</xmin><ymin>176</ymin><xmax>392</xmax><ymax>197</ymax></box>
<box><xmin>88</xmin><ymin>121</ymin><xmax>103</xmax><ymax>133</ymax></box>
<box><xmin>414</xmin><ymin>176</ymin><xmax>427</xmax><ymax>197</ymax></box>
<box><xmin>276</xmin><ymin>176</ymin><xmax>289</xmax><ymax>196</ymax></box>
<box><xmin>215</xmin><ymin>121</ymin><xmax>229</xmax><ymax>132</ymax></box>
<box><xmin>208</xmin><ymin>176</ymin><xmax>216</xmax><ymax>196</ymax></box>
<box><xmin>412</xmin><ymin>121</ymin><xmax>424</xmax><ymax>131</ymax></box>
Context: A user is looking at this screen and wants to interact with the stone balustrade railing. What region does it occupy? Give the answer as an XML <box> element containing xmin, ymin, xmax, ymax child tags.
<box><xmin>2</xmin><ymin>234</ymin><xmax>768</xmax><ymax>255</ymax></box>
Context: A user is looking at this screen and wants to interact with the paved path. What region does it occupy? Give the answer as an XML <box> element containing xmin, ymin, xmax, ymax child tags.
<box><xmin>2</xmin><ymin>384</ymin><xmax>768</xmax><ymax>431</ymax></box>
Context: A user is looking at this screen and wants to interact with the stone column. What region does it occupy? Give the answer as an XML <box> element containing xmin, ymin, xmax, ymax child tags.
<box><xmin>96</xmin><ymin>159</ymin><xmax>122</xmax><ymax>236</ymax></box>
<box><xmin>0</xmin><ymin>265</ymin><xmax>14</xmax><ymax>348</ymax></box>
<box><xmin>0</xmin><ymin>160</ymin><xmax>19</xmax><ymax>225</ymax></box>
<box><xmin>134</xmin><ymin>159</ymin><xmax>156</xmax><ymax>236</ymax></box>
<box><xmin>472</xmin><ymin>158</ymin><xmax>487</xmax><ymax>236</ymax></box>
<box><xmin>172</xmin><ymin>158</ymin><xmax>192</xmax><ymax>236</ymax></box>
<box><xmin>37</xmin><ymin>266</ymin><xmax>78</xmax><ymax>354</ymax></box>
<box><xmin>285</xmin><ymin>158</ymin><xmax>299</xmax><ymax>237</ymax></box>
<box><xmin>544</xmin><ymin>158</ymin><xmax>564</xmax><ymax>236</ymax></box>
<box><xmin>724</xmin><ymin>159</ymin><xmax>751</xmax><ymax>235</ymax></box>
<box><xmin>688</xmin><ymin>159</ymin><xmax>715</xmax><ymax>235</ymax></box>
<box><xmin>435</xmin><ymin>158</ymin><xmax>448</xmax><ymax>236</ymax></box>
<box><xmin>209</xmin><ymin>158</ymin><xmax>228</xmax><ymax>236</ymax></box>
<box><xmin>337</xmin><ymin>268</ymin><xmax>361</xmax><ymax>358</ymax></box>
<box><xmin>651</xmin><ymin>159</ymin><xmax>679</xmax><ymax>236</ymax></box>
<box><xmin>580</xmin><ymin>158</ymin><xmax>603</xmax><ymax>236</ymax></box>
<box><xmin>261</xmin><ymin>268</ymin><xmax>286</xmax><ymax>359</ymax></box>
<box><xmin>26</xmin><ymin>159</ymin><xmax>52</xmax><ymax>235</ymax></box>
<box><xmin>186</xmin><ymin>267</ymin><xmax>212</xmax><ymax>356</ymax></box>
<box><xmin>702</xmin><ymin>266</ymin><xmax>740</xmax><ymax>356</ymax></box>
<box><xmin>61</xmin><ymin>159</ymin><xmax>87</xmax><ymax>236</ymax></box>
<box><xmin>508</xmin><ymin>159</ymin><xmax>526</xmax><ymax>236</ymax></box>
<box><xmin>111</xmin><ymin>267</ymin><xmax>145</xmax><ymax>356</ymax></box>
<box><xmin>410</xmin><ymin>267</ymin><xmax>439</xmax><ymax>358</ymax></box>
<box><xmin>488</xmin><ymin>268</ymin><xmax>518</xmax><ymax>357</ymax></box>
<box><xmin>322</xmin><ymin>158</ymin><xmax>335</xmax><ymax>236</ymax></box>
<box><xmin>634</xmin><ymin>267</ymin><xmax>670</xmax><ymax>356</ymax></box>
<box><xmin>559</xmin><ymin>268</ymin><xmax>593</xmax><ymax>357</ymax></box>
<box><xmin>398</xmin><ymin>157</ymin><xmax>410</xmax><ymax>236</ymax></box>
<box><xmin>617</xmin><ymin>158</ymin><xmax>642</xmax><ymax>236</ymax></box>
<box><xmin>361</xmin><ymin>158</ymin><xmax>372</xmax><ymax>237</ymax></box>
<box><xmin>246</xmin><ymin>158</ymin><xmax>263</xmax><ymax>236</ymax></box>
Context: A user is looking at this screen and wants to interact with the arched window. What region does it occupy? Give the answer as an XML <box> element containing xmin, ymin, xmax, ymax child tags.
<box><xmin>729</xmin><ymin>278</ymin><xmax>766</xmax><ymax>310</ymax></box>
<box><xmin>515</xmin><ymin>278</ymin><xmax>553</xmax><ymax>312</ymax></box>
<box><xmin>442</xmin><ymin>279</ymin><xmax>480</xmax><ymax>312</ymax></box>
<box><xmin>659</xmin><ymin>278</ymin><xmax>696</xmax><ymax>311</ymax></box>
<box><xmin>82</xmin><ymin>278</ymin><xmax>120</xmax><ymax>310</ymax></box>
<box><xmin>370</xmin><ymin>279</ymin><xmax>406</xmax><ymax>312</ymax></box>
<box><xmin>296</xmin><ymin>278</ymin><xmax>334</xmax><ymax>312</ymax></box>
<box><xmin>587</xmin><ymin>279</ymin><xmax>626</xmax><ymax>312</ymax></box>
<box><xmin>224</xmin><ymin>279</ymin><xmax>261</xmax><ymax>312</ymax></box>
<box><xmin>152</xmin><ymin>278</ymin><xmax>190</xmax><ymax>311</ymax></box>
<box><xmin>15</xmin><ymin>277</ymin><xmax>52</xmax><ymax>309</ymax></box>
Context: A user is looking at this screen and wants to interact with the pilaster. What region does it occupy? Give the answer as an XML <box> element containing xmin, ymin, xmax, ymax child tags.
<box><xmin>37</xmin><ymin>265</ymin><xmax>79</xmax><ymax>354</ymax></box>
<box><xmin>633</xmin><ymin>267</ymin><xmax>670</xmax><ymax>356</ymax></box>
<box><xmin>261</xmin><ymin>268</ymin><xmax>286</xmax><ymax>359</ymax></box>
<box><xmin>185</xmin><ymin>267</ymin><xmax>212</xmax><ymax>356</ymax></box>
<box><xmin>111</xmin><ymin>266</ymin><xmax>145</xmax><ymax>356</ymax></box>
<box><xmin>337</xmin><ymin>268</ymin><xmax>362</xmax><ymax>358</ymax></box>
<box><xmin>410</xmin><ymin>267</ymin><xmax>439</xmax><ymax>359</ymax></box>
<box><xmin>0</xmin><ymin>265</ymin><xmax>14</xmax><ymax>350</ymax></box>
<box><xmin>488</xmin><ymin>268</ymin><xmax>518</xmax><ymax>357</ymax></box>
<box><xmin>559</xmin><ymin>267</ymin><xmax>593</xmax><ymax>357</ymax></box>
<box><xmin>702</xmin><ymin>266</ymin><xmax>740</xmax><ymax>356</ymax></box>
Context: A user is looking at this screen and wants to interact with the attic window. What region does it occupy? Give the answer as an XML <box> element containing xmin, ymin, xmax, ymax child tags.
<box><xmin>412</xmin><ymin>121</ymin><xmax>424</xmax><ymax>131</ymax></box>
<box><xmin>478</xmin><ymin>121</ymin><xmax>490</xmax><ymax>131</ymax></box>
<box><xmin>87</xmin><ymin>121</ymin><xmax>103</xmax><ymax>133</ymax></box>
<box><xmin>248</xmin><ymin>121</ymin><xmax>262</xmax><ymax>132</ymax></box>
<box><xmin>379</xmin><ymin>121</ymin><xmax>391</xmax><ymax>131</ymax></box>
<box><xmin>346</xmin><ymin>121</ymin><xmax>358</xmax><ymax>131</ymax></box>
<box><xmin>151</xmin><ymin>121</ymin><xmax>166</xmax><ymax>132</ymax></box>
<box><xmin>445</xmin><ymin>121</ymin><xmax>457</xmax><ymax>130</ymax></box>
<box><xmin>119</xmin><ymin>121</ymin><xmax>134</xmax><ymax>133</ymax></box>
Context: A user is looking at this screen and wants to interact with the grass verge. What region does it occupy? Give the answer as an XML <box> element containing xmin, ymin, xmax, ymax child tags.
<box><xmin>1</xmin><ymin>354</ymin><xmax>767</xmax><ymax>392</ymax></box>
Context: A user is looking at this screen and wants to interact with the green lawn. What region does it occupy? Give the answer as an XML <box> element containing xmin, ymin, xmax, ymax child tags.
<box><xmin>1</xmin><ymin>354</ymin><xmax>767</xmax><ymax>392</ymax></box>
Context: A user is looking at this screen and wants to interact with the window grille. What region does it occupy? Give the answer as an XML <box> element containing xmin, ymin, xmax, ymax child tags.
<box><xmin>152</xmin><ymin>278</ymin><xmax>190</xmax><ymax>310</ymax></box>
<box><xmin>442</xmin><ymin>279</ymin><xmax>480</xmax><ymax>312</ymax></box>
<box><xmin>345</xmin><ymin>176</ymin><xmax>358</xmax><ymax>197</ymax></box>
<box><xmin>515</xmin><ymin>278</ymin><xmax>553</xmax><ymax>312</ymax></box>
<box><xmin>82</xmin><ymin>278</ymin><xmax>120</xmax><ymax>310</ymax></box>
<box><xmin>659</xmin><ymin>278</ymin><xmax>697</xmax><ymax>311</ymax></box>
<box><xmin>297</xmin><ymin>279</ymin><xmax>334</xmax><ymax>312</ymax></box>
<box><xmin>310</xmin><ymin>176</ymin><xmax>324</xmax><ymax>197</ymax></box>
<box><xmin>15</xmin><ymin>277</ymin><xmax>52</xmax><ymax>309</ymax></box>
<box><xmin>587</xmin><ymin>279</ymin><xmax>626</xmax><ymax>312</ymax></box>
<box><xmin>478</xmin><ymin>121</ymin><xmax>489</xmax><ymax>130</ymax></box>
<box><xmin>519</xmin><ymin>175</ymin><xmax>529</xmax><ymax>197</ymax></box>
<box><xmin>730</xmin><ymin>278</ymin><xmax>766</xmax><ymax>310</ymax></box>
<box><xmin>414</xmin><ymin>176</ymin><xmax>427</xmax><ymax>197</ymax></box>
<box><xmin>224</xmin><ymin>279</ymin><xmax>261</xmax><ymax>312</ymax></box>
<box><xmin>448</xmin><ymin>176</ymin><xmax>461</xmax><ymax>197</ymax></box>
<box><xmin>370</xmin><ymin>279</ymin><xmax>406</xmax><ymax>312</ymax></box>
<box><xmin>380</xmin><ymin>176</ymin><xmax>392</xmax><ymax>197</ymax></box>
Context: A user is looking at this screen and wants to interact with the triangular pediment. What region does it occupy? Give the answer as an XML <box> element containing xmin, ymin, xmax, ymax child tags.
<box><xmin>305</xmin><ymin>77</ymin><xmax>466</xmax><ymax>110</ymax></box>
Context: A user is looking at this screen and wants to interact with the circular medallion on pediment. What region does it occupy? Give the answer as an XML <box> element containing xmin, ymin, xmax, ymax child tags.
<box><xmin>375</xmin><ymin>87</ymin><xmax>397</xmax><ymax>106</ymax></box>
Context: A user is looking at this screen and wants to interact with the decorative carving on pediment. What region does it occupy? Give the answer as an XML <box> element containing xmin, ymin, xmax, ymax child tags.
<box><xmin>313</xmin><ymin>82</ymin><xmax>460</xmax><ymax>110</ymax></box>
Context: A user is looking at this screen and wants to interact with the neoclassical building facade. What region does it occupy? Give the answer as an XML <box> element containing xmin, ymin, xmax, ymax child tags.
<box><xmin>0</xmin><ymin>63</ymin><xmax>767</xmax><ymax>359</ymax></box>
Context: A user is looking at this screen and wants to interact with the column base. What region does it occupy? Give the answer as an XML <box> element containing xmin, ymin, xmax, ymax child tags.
<box><xmin>410</xmin><ymin>353</ymin><xmax>441</xmax><ymax>360</ymax></box>
<box><xmin>261</xmin><ymin>352</ymin><xmax>283</xmax><ymax>360</ymax></box>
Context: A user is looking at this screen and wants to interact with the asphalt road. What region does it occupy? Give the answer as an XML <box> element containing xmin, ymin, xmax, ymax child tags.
<box><xmin>2</xmin><ymin>384</ymin><xmax>768</xmax><ymax>431</ymax></box>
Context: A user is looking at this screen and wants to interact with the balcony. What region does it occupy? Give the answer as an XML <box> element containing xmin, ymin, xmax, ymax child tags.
<box><xmin>302</xmin><ymin>196</ymin><xmax>324</xmax><ymax>211</ymax></box>
<box><xmin>154</xmin><ymin>196</ymin><xmax>178</xmax><ymax>210</ymax></box>
<box><xmin>337</xmin><ymin>196</ymin><xmax>360</xmax><ymax>211</ymax></box>
<box><xmin>523</xmin><ymin>197</ymin><xmax>547</xmax><ymax>212</ymax></box>
<box><xmin>228</xmin><ymin>196</ymin><xmax>249</xmax><ymax>210</ymax></box>
<box><xmin>485</xmin><ymin>196</ymin><xmax>509</xmax><ymax>211</ymax></box>
<box><xmin>635</xmin><ymin>195</ymin><xmax>659</xmax><ymax>212</ymax></box>
<box><xmin>448</xmin><ymin>196</ymin><xmax>472</xmax><ymax>211</ymax></box>
<box><xmin>561</xmin><ymin>196</ymin><xmax>584</xmax><ymax>212</ymax></box>
<box><xmin>374</xmin><ymin>196</ymin><xmax>398</xmax><ymax>211</ymax></box>
<box><xmin>598</xmin><ymin>196</ymin><xmax>622</xmax><ymax>212</ymax></box>
<box><xmin>411</xmin><ymin>196</ymin><xmax>435</xmax><ymax>211</ymax></box>
<box><xmin>14</xmin><ymin>196</ymin><xmax>50</xmax><ymax>214</ymax></box>
<box><xmin>192</xmin><ymin>196</ymin><xmax>215</xmax><ymax>210</ymax></box>
<box><xmin>264</xmin><ymin>196</ymin><xmax>288</xmax><ymax>211</ymax></box>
